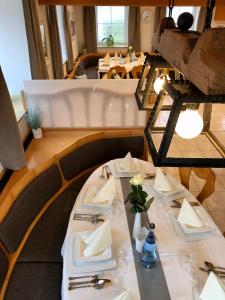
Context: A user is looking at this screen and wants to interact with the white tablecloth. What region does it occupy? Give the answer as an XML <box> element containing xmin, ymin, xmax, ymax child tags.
<box><xmin>98</xmin><ymin>58</ymin><xmax>143</xmax><ymax>74</ymax></box>
<box><xmin>61</xmin><ymin>159</ymin><xmax>225</xmax><ymax>300</ymax></box>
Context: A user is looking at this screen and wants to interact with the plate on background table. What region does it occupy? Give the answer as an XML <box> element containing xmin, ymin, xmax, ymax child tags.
<box><xmin>73</xmin><ymin>231</ymin><xmax>112</xmax><ymax>265</ymax></box>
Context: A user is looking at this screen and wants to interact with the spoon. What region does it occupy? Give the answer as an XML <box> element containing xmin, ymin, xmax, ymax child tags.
<box><xmin>204</xmin><ymin>261</ymin><xmax>225</xmax><ymax>271</ymax></box>
<box><xmin>69</xmin><ymin>278</ymin><xmax>111</xmax><ymax>287</ymax></box>
<box><xmin>68</xmin><ymin>279</ymin><xmax>109</xmax><ymax>290</ymax></box>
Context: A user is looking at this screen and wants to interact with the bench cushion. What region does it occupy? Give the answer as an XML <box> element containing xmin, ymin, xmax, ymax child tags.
<box><xmin>5</xmin><ymin>262</ymin><xmax>62</xmax><ymax>300</ymax></box>
<box><xmin>18</xmin><ymin>187</ymin><xmax>78</xmax><ymax>262</ymax></box>
<box><xmin>18</xmin><ymin>173</ymin><xmax>90</xmax><ymax>263</ymax></box>
<box><xmin>0</xmin><ymin>164</ymin><xmax>62</xmax><ymax>253</ymax></box>
<box><xmin>0</xmin><ymin>248</ymin><xmax>8</xmax><ymax>290</ymax></box>
<box><xmin>60</xmin><ymin>136</ymin><xmax>144</xmax><ymax>180</ymax></box>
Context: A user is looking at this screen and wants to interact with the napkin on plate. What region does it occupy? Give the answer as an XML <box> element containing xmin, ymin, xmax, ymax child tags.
<box><xmin>120</xmin><ymin>152</ymin><xmax>135</xmax><ymax>171</ymax></box>
<box><xmin>200</xmin><ymin>271</ymin><xmax>225</xmax><ymax>300</ymax></box>
<box><xmin>114</xmin><ymin>51</ymin><xmax>118</xmax><ymax>60</ymax></box>
<box><xmin>125</xmin><ymin>55</ymin><xmax>130</xmax><ymax>64</ymax></box>
<box><xmin>140</xmin><ymin>52</ymin><xmax>145</xmax><ymax>62</ymax></box>
<box><xmin>154</xmin><ymin>168</ymin><xmax>173</xmax><ymax>192</ymax></box>
<box><xmin>113</xmin><ymin>290</ymin><xmax>131</xmax><ymax>300</ymax></box>
<box><xmin>177</xmin><ymin>199</ymin><xmax>203</xmax><ymax>228</ymax></box>
<box><xmin>103</xmin><ymin>52</ymin><xmax>110</xmax><ymax>64</ymax></box>
<box><xmin>92</xmin><ymin>176</ymin><xmax>116</xmax><ymax>204</ymax></box>
<box><xmin>82</xmin><ymin>220</ymin><xmax>112</xmax><ymax>257</ymax></box>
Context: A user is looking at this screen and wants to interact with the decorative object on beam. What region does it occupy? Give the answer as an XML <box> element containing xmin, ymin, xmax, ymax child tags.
<box><xmin>144</xmin><ymin>80</ymin><xmax>225</xmax><ymax>168</ymax></box>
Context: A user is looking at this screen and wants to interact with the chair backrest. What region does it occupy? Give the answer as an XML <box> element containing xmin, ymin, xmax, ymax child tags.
<box><xmin>179</xmin><ymin>167</ymin><xmax>216</xmax><ymax>204</ymax></box>
<box><xmin>107</xmin><ymin>66</ymin><xmax>126</xmax><ymax>79</ymax></box>
<box><xmin>130</xmin><ymin>65</ymin><xmax>143</xmax><ymax>79</ymax></box>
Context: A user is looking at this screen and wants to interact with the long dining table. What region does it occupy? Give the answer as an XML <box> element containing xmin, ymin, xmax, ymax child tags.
<box><xmin>61</xmin><ymin>159</ymin><xmax>225</xmax><ymax>300</ymax></box>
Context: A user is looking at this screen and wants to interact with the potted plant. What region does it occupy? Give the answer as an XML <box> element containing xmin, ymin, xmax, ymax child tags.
<box><xmin>102</xmin><ymin>34</ymin><xmax>114</xmax><ymax>47</ymax></box>
<box><xmin>26</xmin><ymin>109</ymin><xmax>42</xmax><ymax>139</ymax></box>
<box><xmin>126</xmin><ymin>174</ymin><xmax>154</xmax><ymax>240</ymax></box>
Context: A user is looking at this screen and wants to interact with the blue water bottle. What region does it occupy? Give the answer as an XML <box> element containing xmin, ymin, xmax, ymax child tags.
<box><xmin>140</xmin><ymin>230</ymin><xmax>158</xmax><ymax>269</ymax></box>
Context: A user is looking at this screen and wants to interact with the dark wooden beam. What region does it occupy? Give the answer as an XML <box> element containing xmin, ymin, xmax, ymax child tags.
<box><xmin>38</xmin><ymin>0</ymin><xmax>209</xmax><ymax>6</ymax></box>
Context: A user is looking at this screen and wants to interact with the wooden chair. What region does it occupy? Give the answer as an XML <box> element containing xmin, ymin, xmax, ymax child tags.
<box><xmin>179</xmin><ymin>168</ymin><xmax>216</xmax><ymax>204</ymax></box>
<box><xmin>130</xmin><ymin>65</ymin><xmax>143</xmax><ymax>79</ymax></box>
<box><xmin>107</xmin><ymin>66</ymin><xmax>126</xmax><ymax>79</ymax></box>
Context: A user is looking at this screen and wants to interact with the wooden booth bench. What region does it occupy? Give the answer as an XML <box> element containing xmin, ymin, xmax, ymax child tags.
<box><xmin>0</xmin><ymin>130</ymin><xmax>146</xmax><ymax>300</ymax></box>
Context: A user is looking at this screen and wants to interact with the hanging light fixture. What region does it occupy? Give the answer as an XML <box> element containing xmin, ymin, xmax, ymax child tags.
<box><xmin>154</xmin><ymin>71</ymin><xmax>171</xmax><ymax>95</ymax></box>
<box><xmin>175</xmin><ymin>104</ymin><xmax>203</xmax><ymax>139</ymax></box>
<box><xmin>144</xmin><ymin>80</ymin><xmax>225</xmax><ymax>168</ymax></box>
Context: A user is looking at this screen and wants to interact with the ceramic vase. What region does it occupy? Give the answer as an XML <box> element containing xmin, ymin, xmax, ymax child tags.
<box><xmin>32</xmin><ymin>128</ymin><xmax>42</xmax><ymax>139</ymax></box>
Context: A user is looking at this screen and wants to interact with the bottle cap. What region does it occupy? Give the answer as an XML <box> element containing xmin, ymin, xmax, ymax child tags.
<box><xmin>146</xmin><ymin>230</ymin><xmax>155</xmax><ymax>244</ymax></box>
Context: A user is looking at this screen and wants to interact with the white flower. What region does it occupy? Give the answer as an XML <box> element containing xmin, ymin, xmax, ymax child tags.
<box><xmin>130</xmin><ymin>174</ymin><xmax>144</xmax><ymax>186</ymax></box>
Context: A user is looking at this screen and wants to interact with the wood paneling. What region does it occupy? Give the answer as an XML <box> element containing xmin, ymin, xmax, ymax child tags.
<box><xmin>38</xmin><ymin>0</ymin><xmax>225</xmax><ymax>6</ymax></box>
<box><xmin>215</xmin><ymin>5</ymin><xmax>225</xmax><ymax>21</ymax></box>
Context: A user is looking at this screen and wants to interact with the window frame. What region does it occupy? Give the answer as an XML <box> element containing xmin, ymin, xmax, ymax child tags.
<box><xmin>96</xmin><ymin>6</ymin><xmax>129</xmax><ymax>47</ymax></box>
<box><xmin>166</xmin><ymin>6</ymin><xmax>200</xmax><ymax>31</ymax></box>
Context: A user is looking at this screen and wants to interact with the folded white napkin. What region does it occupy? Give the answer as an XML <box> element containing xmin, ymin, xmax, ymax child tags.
<box><xmin>177</xmin><ymin>199</ymin><xmax>203</xmax><ymax>228</ymax></box>
<box><xmin>200</xmin><ymin>271</ymin><xmax>225</xmax><ymax>300</ymax></box>
<box><xmin>154</xmin><ymin>168</ymin><xmax>173</xmax><ymax>192</ymax></box>
<box><xmin>120</xmin><ymin>152</ymin><xmax>135</xmax><ymax>171</ymax></box>
<box><xmin>140</xmin><ymin>52</ymin><xmax>145</xmax><ymax>62</ymax></box>
<box><xmin>103</xmin><ymin>52</ymin><xmax>110</xmax><ymax>63</ymax></box>
<box><xmin>113</xmin><ymin>290</ymin><xmax>131</xmax><ymax>300</ymax></box>
<box><xmin>82</xmin><ymin>220</ymin><xmax>112</xmax><ymax>257</ymax></box>
<box><xmin>125</xmin><ymin>55</ymin><xmax>130</xmax><ymax>64</ymax></box>
<box><xmin>92</xmin><ymin>176</ymin><xmax>116</xmax><ymax>204</ymax></box>
<box><xmin>114</xmin><ymin>51</ymin><xmax>118</xmax><ymax>60</ymax></box>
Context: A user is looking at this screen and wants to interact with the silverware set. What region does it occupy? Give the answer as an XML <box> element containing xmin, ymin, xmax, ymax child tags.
<box><xmin>73</xmin><ymin>213</ymin><xmax>104</xmax><ymax>224</ymax></box>
<box><xmin>170</xmin><ymin>199</ymin><xmax>200</xmax><ymax>208</ymax></box>
<box><xmin>199</xmin><ymin>261</ymin><xmax>225</xmax><ymax>277</ymax></box>
<box><xmin>100</xmin><ymin>165</ymin><xmax>112</xmax><ymax>179</ymax></box>
<box><xmin>68</xmin><ymin>274</ymin><xmax>111</xmax><ymax>290</ymax></box>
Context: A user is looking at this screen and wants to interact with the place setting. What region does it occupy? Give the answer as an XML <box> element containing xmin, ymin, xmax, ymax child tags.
<box><xmin>142</xmin><ymin>167</ymin><xmax>189</xmax><ymax>202</ymax></box>
<box><xmin>109</xmin><ymin>152</ymin><xmax>142</xmax><ymax>178</ymax></box>
<box><xmin>167</xmin><ymin>197</ymin><xmax>221</xmax><ymax>241</ymax></box>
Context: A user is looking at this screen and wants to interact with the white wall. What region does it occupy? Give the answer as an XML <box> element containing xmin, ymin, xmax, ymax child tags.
<box><xmin>0</xmin><ymin>0</ymin><xmax>31</xmax><ymax>95</ymax></box>
<box><xmin>140</xmin><ymin>7</ymin><xmax>156</xmax><ymax>52</ymax></box>
<box><xmin>24</xmin><ymin>79</ymin><xmax>147</xmax><ymax>128</ymax></box>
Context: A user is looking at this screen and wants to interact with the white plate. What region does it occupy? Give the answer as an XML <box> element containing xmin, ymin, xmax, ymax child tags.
<box><xmin>153</xmin><ymin>175</ymin><xmax>185</xmax><ymax>196</ymax></box>
<box><xmin>67</xmin><ymin>233</ymin><xmax>117</xmax><ymax>275</ymax></box>
<box><xmin>169</xmin><ymin>206</ymin><xmax>216</xmax><ymax>235</ymax></box>
<box><xmin>178</xmin><ymin>206</ymin><xmax>216</xmax><ymax>235</ymax></box>
<box><xmin>73</xmin><ymin>231</ymin><xmax>112</xmax><ymax>265</ymax></box>
<box><xmin>114</xmin><ymin>159</ymin><xmax>139</xmax><ymax>174</ymax></box>
<box><xmin>82</xmin><ymin>185</ymin><xmax>113</xmax><ymax>209</ymax></box>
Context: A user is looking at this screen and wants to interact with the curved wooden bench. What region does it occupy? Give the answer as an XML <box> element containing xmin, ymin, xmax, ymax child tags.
<box><xmin>0</xmin><ymin>130</ymin><xmax>146</xmax><ymax>299</ymax></box>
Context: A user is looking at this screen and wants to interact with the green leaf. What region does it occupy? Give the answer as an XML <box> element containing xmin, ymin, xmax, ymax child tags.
<box><xmin>145</xmin><ymin>197</ymin><xmax>154</xmax><ymax>210</ymax></box>
<box><xmin>137</xmin><ymin>185</ymin><xmax>143</xmax><ymax>193</ymax></box>
<box><xmin>135</xmin><ymin>203</ymin><xmax>145</xmax><ymax>212</ymax></box>
<box><xmin>130</xmin><ymin>206</ymin><xmax>137</xmax><ymax>214</ymax></box>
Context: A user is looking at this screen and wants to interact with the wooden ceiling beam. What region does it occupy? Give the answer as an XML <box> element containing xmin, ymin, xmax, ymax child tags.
<box><xmin>38</xmin><ymin>0</ymin><xmax>225</xmax><ymax>5</ymax></box>
<box><xmin>38</xmin><ymin>0</ymin><xmax>211</xmax><ymax>6</ymax></box>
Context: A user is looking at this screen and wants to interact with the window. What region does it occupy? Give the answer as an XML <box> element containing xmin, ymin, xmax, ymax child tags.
<box><xmin>96</xmin><ymin>6</ymin><xmax>128</xmax><ymax>46</ymax></box>
<box><xmin>166</xmin><ymin>7</ymin><xmax>200</xmax><ymax>31</ymax></box>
